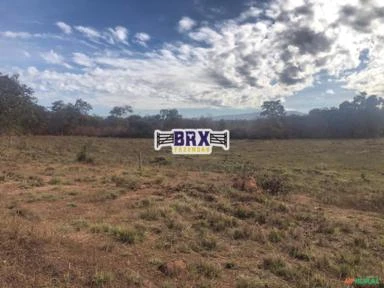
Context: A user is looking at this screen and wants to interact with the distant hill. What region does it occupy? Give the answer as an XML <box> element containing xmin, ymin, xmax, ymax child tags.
<box><xmin>212</xmin><ymin>110</ymin><xmax>305</xmax><ymax>120</ymax></box>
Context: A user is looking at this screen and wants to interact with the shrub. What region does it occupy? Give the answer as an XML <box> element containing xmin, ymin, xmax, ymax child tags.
<box><xmin>150</xmin><ymin>156</ymin><xmax>171</xmax><ymax>165</ymax></box>
<box><xmin>206</xmin><ymin>211</ymin><xmax>238</xmax><ymax>232</ymax></box>
<box><xmin>90</xmin><ymin>223</ymin><xmax>144</xmax><ymax>244</ymax></box>
<box><xmin>262</xmin><ymin>257</ymin><xmax>286</xmax><ymax>272</ymax></box>
<box><xmin>192</xmin><ymin>261</ymin><xmax>221</xmax><ymax>279</ymax></box>
<box><xmin>261</xmin><ymin>257</ymin><xmax>294</xmax><ymax>279</ymax></box>
<box><xmin>92</xmin><ymin>271</ymin><xmax>113</xmax><ymax>286</ymax></box>
<box><xmin>48</xmin><ymin>177</ymin><xmax>61</xmax><ymax>185</ymax></box>
<box><xmin>25</xmin><ymin>175</ymin><xmax>44</xmax><ymax>187</ymax></box>
<box><xmin>353</xmin><ymin>237</ymin><xmax>369</xmax><ymax>248</ymax></box>
<box><xmin>224</xmin><ymin>262</ymin><xmax>236</xmax><ymax>269</ymax></box>
<box><xmin>71</xmin><ymin>219</ymin><xmax>89</xmax><ymax>231</ymax></box>
<box><xmin>317</xmin><ymin>221</ymin><xmax>336</xmax><ymax>234</ymax></box>
<box><xmin>111</xmin><ymin>175</ymin><xmax>139</xmax><ymax>190</ymax></box>
<box><xmin>275</xmin><ymin>203</ymin><xmax>289</xmax><ymax>213</ymax></box>
<box><xmin>232</xmin><ymin>227</ymin><xmax>253</xmax><ymax>240</ymax></box>
<box><xmin>110</xmin><ymin>227</ymin><xmax>144</xmax><ymax>244</ymax></box>
<box><xmin>139</xmin><ymin>208</ymin><xmax>167</xmax><ymax>221</ymax></box>
<box><xmin>200</xmin><ymin>236</ymin><xmax>218</xmax><ymax>251</ymax></box>
<box><xmin>125</xmin><ymin>271</ymin><xmax>143</xmax><ymax>286</ymax></box>
<box><xmin>76</xmin><ymin>142</ymin><xmax>94</xmax><ymax>163</ymax></box>
<box><xmin>233</xmin><ymin>206</ymin><xmax>255</xmax><ymax>219</ymax></box>
<box><xmin>171</xmin><ymin>202</ymin><xmax>193</xmax><ymax>214</ymax></box>
<box><xmin>236</xmin><ymin>277</ymin><xmax>269</xmax><ymax>288</ymax></box>
<box><xmin>287</xmin><ymin>245</ymin><xmax>310</xmax><ymax>261</ymax></box>
<box><xmin>165</xmin><ymin>218</ymin><xmax>185</xmax><ymax>231</ymax></box>
<box><xmin>258</xmin><ymin>174</ymin><xmax>289</xmax><ymax>195</ymax></box>
<box><xmin>255</xmin><ymin>212</ymin><xmax>267</xmax><ymax>225</ymax></box>
<box><xmin>268</xmin><ymin>229</ymin><xmax>283</xmax><ymax>243</ymax></box>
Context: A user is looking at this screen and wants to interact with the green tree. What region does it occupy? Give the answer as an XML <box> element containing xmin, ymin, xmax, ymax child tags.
<box><xmin>261</xmin><ymin>100</ymin><xmax>286</xmax><ymax>119</ymax></box>
<box><xmin>51</xmin><ymin>100</ymin><xmax>66</xmax><ymax>112</ymax></box>
<box><xmin>74</xmin><ymin>99</ymin><xmax>93</xmax><ymax>115</ymax></box>
<box><xmin>0</xmin><ymin>73</ymin><xmax>41</xmax><ymax>134</ymax></box>
<box><xmin>49</xmin><ymin>99</ymin><xmax>92</xmax><ymax>135</ymax></box>
<box><xmin>109</xmin><ymin>105</ymin><xmax>133</xmax><ymax>118</ymax></box>
<box><xmin>159</xmin><ymin>109</ymin><xmax>182</xmax><ymax>121</ymax></box>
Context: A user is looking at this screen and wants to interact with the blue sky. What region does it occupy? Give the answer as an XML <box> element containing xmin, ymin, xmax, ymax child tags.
<box><xmin>0</xmin><ymin>0</ymin><xmax>383</xmax><ymax>117</ymax></box>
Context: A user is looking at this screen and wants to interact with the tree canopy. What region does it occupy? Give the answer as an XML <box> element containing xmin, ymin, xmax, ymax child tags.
<box><xmin>261</xmin><ymin>100</ymin><xmax>286</xmax><ymax>118</ymax></box>
<box><xmin>1</xmin><ymin>72</ymin><xmax>384</xmax><ymax>139</ymax></box>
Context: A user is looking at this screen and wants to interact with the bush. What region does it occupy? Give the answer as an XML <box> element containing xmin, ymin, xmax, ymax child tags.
<box><xmin>262</xmin><ymin>257</ymin><xmax>286</xmax><ymax>271</ymax></box>
<box><xmin>150</xmin><ymin>156</ymin><xmax>171</xmax><ymax>165</ymax></box>
<box><xmin>236</xmin><ymin>277</ymin><xmax>269</xmax><ymax>288</ymax></box>
<box><xmin>232</xmin><ymin>227</ymin><xmax>253</xmax><ymax>240</ymax></box>
<box><xmin>261</xmin><ymin>257</ymin><xmax>294</xmax><ymax>279</ymax></box>
<box><xmin>76</xmin><ymin>142</ymin><xmax>94</xmax><ymax>163</ymax></box>
<box><xmin>205</xmin><ymin>211</ymin><xmax>238</xmax><ymax>232</ymax></box>
<box><xmin>111</xmin><ymin>227</ymin><xmax>144</xmax><ymax>244</ymax></box>
<box><xmin>192</xmin><ymin>261</ymin><xmax>221</xmax><ymax>279</ymax></box>
<box><xmin>90</xmin><ymin>223</ymin><xmax>144</xmax><ymax>244</ymax></box>
<box><xmin>139</xmin><ymin>208</ymin><xmax>168</xmax><ymax>221</ymax></box>
<box><xmin>258</xmin><ymin>174</ymin><xmax>289</xmax><ymax>195</ymax></box>
<box><xmin>233</xmin><ymin>206</ymin><xmax>255</xmax><ymax>219</ymax></box>
<box><xmin>92</xmin><ymin>271</ymin><xmax>113</xmax><ymax>286</ymax></box>
<box><xmin>111</xmin><ymin>175</ymin><xmax>139</xmax><ymax>190</ymax></box>
<box><xmin>287</xmin><ymin>245</ymin><xmax>310</xmax><ymax>261</ymax></box>
<box><xmin>268</xmin><ymin>229</ymin><xmax>283</xmax><ymax>243</ymax></box>
<box><xmin>200</xmin><ymin>236</ymin><xmax>217</xmax><ymax>251</ymax></box>
<box><xmin>255</xmin><ymin>212</ymin><xmax>267</xmax><ymax>225</ymax></box>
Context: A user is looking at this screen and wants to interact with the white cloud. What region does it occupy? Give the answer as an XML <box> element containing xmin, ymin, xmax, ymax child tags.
<box><xmin>13</xmin><ymin>0</ymin><xmax>384</xmax><ymax>109</ymax></box>
<box><xmin>326</xmin><ymin>89</ymin><xmax>335</xmax><ymax>95</ymax></box>
<box><xmin>23</xmin><ymin>51</ymin><xmax>31</xmax><ymax>58</ymax></box>
<box><xmin>41</xmin><ymin>50</ymin><xmax>72</xmax><ymax>69</ymax></box>
<box><xmin>1</xmin><ymin>31</ymin><xmax>32</xmax><ymax>38</ymax></box>
<box><xmin>237</xmin><ymin>6</ymin><xmax>263</xmax><ymax>21</ymax></box>
<box><xmin>75</xmin><ymin>26</ymin><xmax>101</xmax><ymax>39</ymax></box>
<box><xmin>344</xmin><ymin>63</ymin><xmax>384</xmax><ymax>96</ymax></box>
<box><xmin>72</xmin><ymin>52</ymin><xmax>93</xmax><ymax>67</ymax></box>
<box><xmin>56</xmin><ymin>21</ymin><xmax>72</xmax><ymax>34</ymax></box>
<box><xmin>0</xmin><ymin>31</ymin><xmax>64</xmax><ymax>41</ymax></box>
<box><xmin>188</xmin><ymin>27</ymin><xmax>222</xmax><ymax>44</ymax></box>
<box><xmin>27</xmin><ymin>66</ymin><xmax>38</xmax><ymax>76</ymax></box>
<box><xmin>108</xmin><ymin>26</ymin><xmax>128</xmax><ymax>43</ymax></box>
<box><xmin>134</xmin><ymin>32</ymin><xmax>150</xmax><ymax>46</ymax></box>
<box><xmin>178</xmin><ymin>17</ymin><xmax>196</xmax><ymax>33</ymax></box>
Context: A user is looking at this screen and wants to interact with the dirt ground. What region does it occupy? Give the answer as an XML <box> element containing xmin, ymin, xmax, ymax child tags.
<box><xmin>1</xmin><ymin>136</ymin><xmax>384</xmax><ymax>287</ymax></box>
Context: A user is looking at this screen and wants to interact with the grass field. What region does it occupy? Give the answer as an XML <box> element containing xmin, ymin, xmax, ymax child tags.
<box><xmin>1</xmin><ymin>136</ymin><xmax>384</xmax><ymax>287</ymax></box>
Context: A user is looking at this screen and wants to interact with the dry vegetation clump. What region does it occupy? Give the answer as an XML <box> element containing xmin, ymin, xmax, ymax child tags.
<box><xmin>159</xmin><ymin>259</ymin><xmax>187</xmax><ymax>277</ymax></box>
<box><xmin>257</xmin><ymin>173</ymin><xmax>290</xmax><ymax>196</ymax></box>
<box><xmin>232</xmin><ymin>176</ymin><xmax>259</xmax><ymax>192</ymax></box>
<box><xmin>76</xmin><ymin>142</ymin><xmax>94</xmax><ymax>164</ymax></box>
<box><xmin>0</xmin><ymin>136</ymin><xmax>384</xmax><ymax>287</ymax></box>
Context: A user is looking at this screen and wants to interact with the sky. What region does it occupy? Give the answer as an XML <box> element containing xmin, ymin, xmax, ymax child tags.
<box><xmin>0</xmin><ymin>0</ymin><xmax>383</xmax><ymax>117</ymax></box>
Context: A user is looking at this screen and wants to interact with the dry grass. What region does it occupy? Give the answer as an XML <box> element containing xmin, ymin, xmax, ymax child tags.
<box><xmin>0</xmin><ymin>136</ymin><xmax>384</xmax><ymax>287</ymax></box>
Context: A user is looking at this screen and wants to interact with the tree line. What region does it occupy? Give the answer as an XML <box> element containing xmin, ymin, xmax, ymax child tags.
<box><xmin>1</xmin><ymin>72</ymin><xmax>384</xmax><ymax>139</ymax></box>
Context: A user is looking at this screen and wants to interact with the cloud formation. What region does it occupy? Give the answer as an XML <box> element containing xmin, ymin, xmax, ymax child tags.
<box><xmin>40</xmin><ymin>50</ymin><xmax>72</xmax><ymax>69</ymax></box>
<box><xmin>56</xmin><ymin>21</ymin><xmax>72</xmax><ymax>34</ymax></box>
<box><xmin>134</xmin><ymin>32</ymin><xmax>150</xmax><ymax>46</ymax></box>
<box><xmin>1</xmin><ymin>31</ymin><xmax>32</xmax><ymax>38</ymax></box>
<box><xmin>72</xmin><ymin>52</ymin><xmax>94</xmax><ymax>67</ymax></box>
<box><xmin>75</xmin><ymin>26</ymin><xmax>101</xmax><ymax>39</ymax></box>
<box><xmin>108</xmin><ymin>26</ymin><xmax>129</xmax><ymax>43</ymax></box>
<box><xmin>178</xmin><ymin>17</ymin><xmax>196</xmax><ymax>32</ymax></box>
<box><xmin>4</xmin><ymin>0</ymin><xmax>384</xmax><ymax>109</ymax></box>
